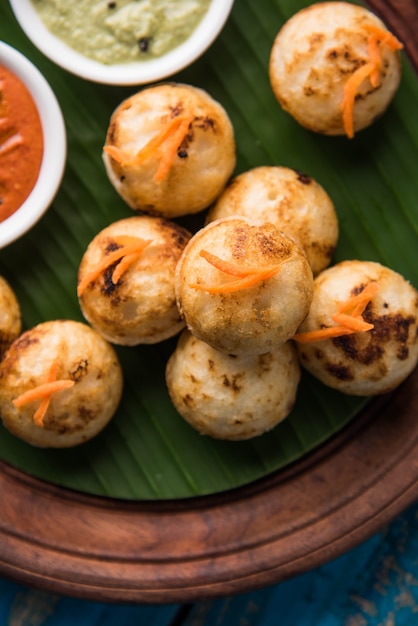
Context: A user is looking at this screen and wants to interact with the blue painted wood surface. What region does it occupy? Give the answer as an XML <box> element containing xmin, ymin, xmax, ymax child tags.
<box><xmin>2</xmin><ymin>501</ymin><xmax>418</xmax><ymax>625</ymax></box>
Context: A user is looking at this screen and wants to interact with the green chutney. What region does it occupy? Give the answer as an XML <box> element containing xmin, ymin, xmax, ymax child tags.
<box><xmin>31</xmin><ymin>0</ymin><xmax>212</xmax><ymax>65</ymax></box>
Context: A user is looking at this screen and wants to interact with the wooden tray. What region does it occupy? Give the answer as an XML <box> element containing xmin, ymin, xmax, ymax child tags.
<box><xmin>0</xmin><ymin>0</ymin><xmax>417</xmax><ymax>604</ymax></box>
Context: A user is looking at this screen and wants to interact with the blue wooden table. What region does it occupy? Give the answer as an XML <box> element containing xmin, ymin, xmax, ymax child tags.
<box><xmin>2</xmin><ymin>500</ymin><xmax>418</xmax><ymax>626</ymax></box>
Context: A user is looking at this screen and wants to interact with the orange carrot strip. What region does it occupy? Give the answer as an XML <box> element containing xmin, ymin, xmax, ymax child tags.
<box><xmin>14</xmin><ymin>375</ymin><xmax>75</xmax><ymax>428</ymax></box>
<box><xmin>366</xmin><ymin>27</ymin><xmax>403</xmax><ymax>88</ymax></box>
<box><xmin>341</xmin><ymin>26</ymin><xmax>403</xmax><ymax>138</ymax></box>
<box><xmin>189</xmin><ymin>266</ymin><xmax>280</xmax><ymax>293</ymax></box>
<box><xmin>77</xmin><ymin>245</ymin><xmax>138</xmax><ymax>296</ymax></box>
<box><xmin>103</xmin><ymin>120</ymin><xmax>184</xmax><ymax>167</ymax></box>
<box><xmin>132</xmin><ymin>116</ymin><xmax>187</xmax><ymax>166</ymax></box>
<box><xmin>190</xmin><ymin>249</ymin><xmax>290</xmax><ymax>293</ymax></box>
<box><xmin>31</xmin><ymin>361</ymin><xmax>59</xmax><ymax>427</ymax></box>
<box><xmin>367</xmin><ymin>34</ymin><xmax>382</xmax><ymax>87</ymax></box>
<box><xmin>31</xmin><ymin>379</ymin><xmax>75</xmax><ymax>428</ymax></box>
<box><xmin>46</xmin><ymin>360</ymin><xmax>58</xmax><ymax>381</ymax></box>
<box><xmin>111</xmin><ymin>250</ymin><xmax>146</xmax><ymax>284</ymax></box>
<box><xmin>109</xmin><ymin>235</ymin><xmax>149</xmax><ymax>247</ymax></box>
<box><xmin>342</xmin><ymin>61</ymin><xmax>376</xmax><ymax>139</ymax></box>
<box><xmin>103</xmin><ymin>144</ymin><xmax>131</xmax><ymax>166</ymax></box>
<box><xmin>293</xmin><ymin>315</ymin><xmax>373</xmax><ymax>344</ymax></box>
<box><xmin>293</xmin><ymin>282</ymin><xmax>378</xmax><ymax>343</ymax></box>
<box><xmin>13</xmin><ymin>380</ymin><xmax>75</xmax><ymax>408</ymax></box>
<box><xmin>362</xmin><ymin>24</ymin><xmax>404</xmax><ymax>51</ymax></box>
<box><xmin>33</xmin><ymin>397</ymin><xmax>50</xmax><ymax>427</ymax></box>
<box><xmin>111</xmin><ymin>239</ymin><xmax>151</xmax><ymax>284</ymax></box>
<box><xmin>154</xmin><ymin>116</ymin><xmax>194</xmax><ymax>183</ymax></box>
<box><xmin>13</xmin><ymin>360</ymin><xmax>58</xmax><ymax>413</ymax></box>
<box><xmin>77</xmin><ymin>237</ymin><xmax>151</xmax><ymax>296</ymax></box>
<box><xmin>292</xmin><ymin>326</ymin><xmax>358</xmax><ymax>343</ymax></box>
<box><xmin>104</xmin><ymin>115</ymin><xmax>194</xmax><ymax>182</ymax></box>
<box><xmin>199</xmin><ymin>249</ymin><xmax>281</xmax><ymax>277</ymax></box>
<box><xmin>331</xmin><ymin>312</ymin><xmax>374</xmax><ymax>331</ymax></box>
<box><xmin>336</xmin><ymin>282</ymin><xmax>379</xmax><ymax>316</ymax></box>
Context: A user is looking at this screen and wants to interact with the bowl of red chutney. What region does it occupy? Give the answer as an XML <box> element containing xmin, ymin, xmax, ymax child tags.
<box><xmin>9</xmin><ymin>0</ymin><xmax>235</xmax><ymax>85</ymax></box>
<box><xmin>0</xmin><ymin>41</ymin><xmax>66</xmax><ymax>248</ymax></box>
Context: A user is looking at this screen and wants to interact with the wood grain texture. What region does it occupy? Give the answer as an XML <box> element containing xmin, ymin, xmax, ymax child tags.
<box><xmin>0</xmin><ymin>366</ymin><xmax>417</xmax><ymax>603</ymax></box>
<box><xmin>1</xmin><ymin>0</ymin><xmax>418</xmax><ymax>604</ymax></box>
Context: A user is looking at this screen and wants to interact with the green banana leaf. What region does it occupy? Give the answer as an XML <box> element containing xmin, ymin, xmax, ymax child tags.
<box><xmin>0</xmin><ymin>0</ymin><xmax>416</xmax><ymax>500</ymax></box>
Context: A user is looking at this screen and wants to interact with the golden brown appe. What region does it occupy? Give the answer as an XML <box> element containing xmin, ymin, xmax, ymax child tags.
<box><xmin>77</xmin><ymin>216</ymin><xmax>192</xmax><ymax>345</ymax></box>
<box><xmin>166</xmin><ymin>330</ymin><xmax>301</xmax><ymax>441</ymax></box>
<box><xmin>295</xmin><ymin>260</ymin><xmax>418</xmax><ymax>395</ymax></box>
<box><xmin>0</xmin><ymin>275</ymin><xmax>21</xmax><ymax>358</ymax></box>
<box><xmin>206</xmin><ymin>165</ymin><xmax>338</xmax><ymax>275</ymax></box>
<box><xmin>269</xmin><ymin>2</ymin><xmax>402</xmax><ymax>137</ymax></box>
<box><xmin>103</xmin><ymin>82</ymin><xmax>236</xmax><ymax>217</ymax></box>
<box><xmin>0</xmin><ymin>320</ymin><xmax>123</xmax><ymax>447</ymax></box>
<box><xmin>176</xmin><ymin>217</ymin><xmax>314</xmax><ymax>355</ymax></box>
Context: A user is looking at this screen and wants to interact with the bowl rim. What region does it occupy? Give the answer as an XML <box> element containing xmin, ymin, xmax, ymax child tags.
<box><xmin>0</xmin><ymin>41</ymin><xmax>66</xmax><ymax>249</ymax></box>
<box><xmin>9</xmin><ymin>0</ymin><xmax>235</xmax><ymax>85</ymax></box>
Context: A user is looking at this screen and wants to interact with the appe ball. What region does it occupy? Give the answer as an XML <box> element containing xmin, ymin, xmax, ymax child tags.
<box><xmin>269</xmin><ymin>2</ymin><xmax>402</xmax><ymax>137</ymax></box>
<box><xmin>0</xmin><ymin>275</ymin><xmax>21</xmax><ymax>358</ymax></box>
<box><xmin>206</xmin><ymin>165</ymin><xmax>338</xmax><ymax>275</ymax></box>
<box><xmin>0</xmin><ymin>320</ymin><xmax>123</xmax><ymax>448</ymax></box>
<box><xmin>103</xmin><ymin>82</ymin><xmax>236</xmax><ymax>217</ymax></box>
<box><xmin>77</xmin><ymin>216</ymin><xmax>192</xmax><ymax>345</ymax></box>
<box><xmin>295</xmin><ymin>260</ymin><xmax>418</xmax><ymax>395</ymax></box>
<box><xmin>166</xmin><ymin>330</ymin><xmax>301</xmax><ymax>441</ymax></box>
<box><xmin>175</xmin><ymin>216</ymin><xmax>314</xmax><ymax>356</ymax></box>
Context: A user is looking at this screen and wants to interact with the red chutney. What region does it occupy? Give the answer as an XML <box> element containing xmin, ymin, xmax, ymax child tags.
<box><xmin>0</xmin><ymin>64</ymin><xmax>44</xmax><ymax>223</ymax></box>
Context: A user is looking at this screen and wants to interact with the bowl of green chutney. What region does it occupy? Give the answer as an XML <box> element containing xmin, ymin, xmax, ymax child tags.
<box><xmin>9</xmin><ymin>0</ymin><xmax>235</xmax><ymax>85</ymax></box>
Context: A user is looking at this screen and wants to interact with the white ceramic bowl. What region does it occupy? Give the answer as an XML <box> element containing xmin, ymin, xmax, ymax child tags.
<box><xmin>9</xmin><ymin>0</ymin><xmax>235</xmax><ymax>86</ymax></box>
<box><xmin>0</xmin><ymin>42</ymin><xmax>66</xmax><ymax>249</ymax></box>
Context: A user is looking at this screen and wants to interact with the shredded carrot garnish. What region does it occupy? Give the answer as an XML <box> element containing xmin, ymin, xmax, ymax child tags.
<box><xmin>190</xmin><ymin>267</ymin><xmax>281</xmax><ymax>294</ymax></box>
<box><xmin>342</xmin><ymin>62</ymin><xmax>376</xmax><ymax>139</ymax></box>
<box><xmin>198</xmin><ymin>249</ymin><xmax>280</xmax><ymax>277</ymax></box>
<box><xmin>154</xmin><ymin>116</ymin><xmax>193</xmax><ymax>183</ymax></box>
<box><xmin>13</xmin><ymin>361</ymin><xmax>75</xmax><ymax>427</ymax></box>
<box><xmin>132</xmin><ymin>116</ymin><xmax>189</xmax><ymax>166</ymax></box>
<box><xmin>77</xmin><ymin>236</ymin><xmax>151</xmax><ymax>297</ymax></box>
<box><xmin>103</xmin><ymin>114</ymin><xmax>194</xmax><ymax>183</ymax></box>
<box><xmin>341</xmin><ymin>25</ymin><xmax>403</xmax><ymax>138</ymax></box>
<box><xmin>189</xmin><ymin>249</ymin><xmax>283</xmax><ymax>293</ymax></box>
<box><xmin>291</xmin><ymin>325</ymin><xmax>357</xmax><ymax>343</ymax></box>
<box><xmin>111</xmin><ymin>252</ymin><xmax>140</xmax><ymax>284</ymax></box>
<box><xmin>32</xmin><ymin>361</ymin><xmax>58</xmax><ymax>426</ymax></box>
<box><xmin>293</xmin><ymin>281</ymin><xmax>379</xmax><ymax>343</ymax></box>
<box><xmin>362</xmin><ymin>24</ymin><xmax>403</xmax><ymax>52</ymax></box>
<box><xmin>103</xmin><ymin>144</ymin><xmax>131</xmax><ymax>166</ymax></box>
<box><xmin>335</xmin><ymin>281</ymin><xmax>379</xmax><ymax>316</ymax></box>
<box><xmin>14</xmin><ymin>380</ymin><xmax>74</xmax><ymax>405</ymax></box>
<box><xmin>133</xmin><ymin>119</ymin><xmax>183</xmax><ymax>164</ymax></box>
<box><xmin>331</xmin><ymin>313</ymin><xmax>374</xmax><ymax>331</ymax></box>
<box><xmin>367</xmin><ymin>34</ymin><xmax>382</xmax><ymax>87</ymax></box>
